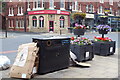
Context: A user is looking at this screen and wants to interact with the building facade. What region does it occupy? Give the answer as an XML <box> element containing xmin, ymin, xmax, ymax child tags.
<box><xmin>5</xmin><ymin>0</ymin><xmax>120</xmax><ymax>32</ymax></box>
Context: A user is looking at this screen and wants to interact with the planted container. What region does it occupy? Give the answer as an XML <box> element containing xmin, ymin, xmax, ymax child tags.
<box><xmin>70</xmin><ymin>44</ymin><xmax>94</xmax><ymax>62</ymax></box>
<box><xmin>73</xmin><ymin>29</ymin><xmax>85</xmax><ymax>35</ymax></box>
<box><xmin>92</xmin><ymin>41</ymin><xmax>116</xmax><ymax>56</ymax></box>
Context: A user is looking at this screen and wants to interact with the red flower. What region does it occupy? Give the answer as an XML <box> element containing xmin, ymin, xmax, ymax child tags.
<box><xmin>71</xmin><ymin>37</ymin><xmax>74</xmax><ymax>40</ymax></box>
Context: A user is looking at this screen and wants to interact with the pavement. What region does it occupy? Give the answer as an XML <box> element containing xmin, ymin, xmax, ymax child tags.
<box><xmin>0</xmin><ymin>31</ymin><xmax>119</xmax><ymax>79</ymax></box>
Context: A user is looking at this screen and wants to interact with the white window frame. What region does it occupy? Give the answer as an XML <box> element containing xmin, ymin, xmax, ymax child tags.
<box><xmin>11</xmin><ymin>20</ymin><xmax>13</xmax><ymax>28</ymax></box>
<box><xmin>27</xmin><ymin>0</ymin><xmax>31</xmax><ymax>11</ymax></box>
<box><xmin>86</xmin><ymin>5</ymin><xmax>89</xmax><ymax>12</ymax></box>
<box><xmin>89</xmin><ymin>4</ymin><xmax>93</xmax><ymax>13</ymax></box>
<box><xmin>8</xmin><ymin>20</ymin><xmax>11</xmax><ymax>28</ymax></box>
<box><xmin>8</xmin><ymin>7</ymin><xmax>14</xmax><ymax>16</ymax></box>
<box><xmin>75</xmin><ymin>1</ymin><xmax>78</xmax><ymax>11</ymax></box>
<box><xmin>9</xmin><ymin>0</ymin><xmax>12</xmax><ymax>2</ymax></box>
<box><xmin>72</xmin><ymin>2</ymin><xmax>75</xmax><ymax>11</ymax></box>
<box><xmin>109</xmin><ymin>0</ymin><xmax>113</xmax><ymax>5</ymax></box>
<box><xmin>17</xmin><ymin>6</ymin><xmax>23</xmax><ymax>16</ymax></box>
<box><xmin>79</xmin><ymin>4</ymin><xmax>82</xmax><ymax>12</ymax></box>
<box><xmin>99</xmin><ymin>6</ymin><xmax>103</xmax><ymax>14</ymax></box>
<box><xmin>22</xmin><ymin>20</ymin><xmax>24</xmax><ymax>28</ymax></box>
<box><xmin>60</xmin><ymin>0</ymin><xmax>65</xmax><ymax>10</ymax></box>
<box><xmin>49</xmin><ymin>0</ymin><xmax>54</xmax><ymax>9</ymax></box>
<box><xmin>16</xmin><ymin>20</ymin><xmax>18</xmax><ymax>28</ymax></box>
<box><xmin>100</xmin><ymin>0</ymin><xmax>104</xmax><ymax>3</ymax></box>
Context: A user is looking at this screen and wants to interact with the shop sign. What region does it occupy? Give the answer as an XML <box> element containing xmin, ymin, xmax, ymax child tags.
<box><xmin>86</xmin><ymin>14</ymin><xmax>94</xmax><ymax>18</ymax></box>
<box><xmin>28</xmin><ymin>10</ymin><xmax>70</xmax><ymax>15</ymax></box>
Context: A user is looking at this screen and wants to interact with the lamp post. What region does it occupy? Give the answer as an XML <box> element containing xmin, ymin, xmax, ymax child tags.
<box><xmin>5</xmin><ymin>17</ymin><xmax>8</xmax><ymax>38</ymax></box>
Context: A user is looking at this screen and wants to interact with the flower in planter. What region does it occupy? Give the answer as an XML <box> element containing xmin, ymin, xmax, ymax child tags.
<box><xmin>94</xmin><ymin>36</ymin><xmax>112</xmax><ymax>42</ymax></box>
<box><xmin>74</xmin><ymin>23</ymin><xmax>86</xmax><ymax>29</ymax></box>
<box><xmin>71</xmin><ymin>37</ymin><xmax>93</xmax><ymax>45</ymax></box>
<box><xmin>96</xmin><ymin>25</ymin><xmax>111</xmax><ymax>31</ymax></box>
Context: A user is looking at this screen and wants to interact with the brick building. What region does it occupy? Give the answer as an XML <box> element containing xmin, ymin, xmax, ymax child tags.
<box><xmin>5</xmin><ymin>0</ymin><xmax>120</xmax><ymax>32</ymax></box>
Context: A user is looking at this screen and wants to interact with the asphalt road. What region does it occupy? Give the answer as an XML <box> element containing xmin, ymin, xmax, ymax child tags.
<box><xmin>0</xmin><ymin>32</ymin><xmax>119</xmax><ymax>64</ymax></box>
<box><xmin>0</xmin><ymin>32</ymin><xmax>119</xmax><ymax>79</ymax></box>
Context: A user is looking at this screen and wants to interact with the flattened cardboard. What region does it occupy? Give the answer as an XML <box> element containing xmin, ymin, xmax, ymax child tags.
<box><xmin>10</xmin><ymin>43</ymin><xmax>39</xmax><ymax>79</ymax></box>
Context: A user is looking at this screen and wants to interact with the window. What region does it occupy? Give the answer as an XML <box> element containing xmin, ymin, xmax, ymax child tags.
<box><xmin>86</xmin><ymin>5</ymin><xmax>89</xmax><ymax>12</ymax></box>
<box><xmin>60</xmin><ymin>0</ymin><xmax>65</xmax><ymax>10</ymax></box>
<box><xmin>79</xmin><ymin>4</ymin><xmax>82</xmax><ymax>12</ymax></box>
<box><xmin>99</xmin><ymin>6</ymin><xmax>103</xmax><ymax>13</ymax></box>
<box><xmin>75</xmin><ymin>1</ymin><xmax>78</xmax><ymax>11</ymax></box>
<box><xmin>16</xmin><ymin>20</ymin><xmax>18</xmax><ymax>28</ymax></box>
<box><xmin>72</xmin><ymin>2</ymin><xmax>75</xmax><ymax>10</ymax></box>
<box><xmin>27</xmin><ymin>0</ymin><xmax>31</xmax><ymax>11</ymax></box>
<box><xmin>100</xmin><ymin>0</ymin><xmax>104</xmax><ymax>3</ymax></box>
<box><xmin>8</xmin><ymin>7</ymin><xmax>14</xmax><ymax>16</ymax></box>
<box><xmin>109</xmin><ymin>0</ymin><xmax>113</xmax><ymax>5</ymax></box>
<box><xmin>60</xmin><ymin>16</ymin><xmax>65</xmax><ymax>28</ymax></box>
<box><xmin>22</xmin><ymin>20</ymin><xmax>24</xmax><ymax>28</ymax></box>
<box><xmin>38</xmin><ymin>0</ymin><xmax>40</xmax><ymax>8</ymax></box>
<box><xmin>8</xmin><ymin>20</ymin><xmax>11</xmax><ymax>27</ymax></box>
<box><xmin>49</xmin><ymin>0</ymin><xmax>54</xmax><ymax>9</ymax></box>
<box><xmin>32</xmin><ymin>16</ymin><xmax>37</xmax><ymax>27</ymax></box>
<box><xmin>17</xmin><ymin>6</ymin><xmax>23</xmax><ymax>15</ymax></box>
<box><xmin>11</xmin><ymin>20</ymin><xmax>13</xmax><ymax>27</ymax></box>
<box><xmin>89</xmin><ymin>4</ymin><xmax>93</xmax><ymax>13</ymax></box>
<box><xmin>110</xmin><ymin>7</ymin><xmax>112</xmax><ymax>14</ymax></box>
<box><xmin>39</xmin><ymin>16</ymin><xmax>44</xmax><ymax>28</ymax></box>
<box><xmin>9</xmin><ymin>0</ymin><xmax>12</xmax><ymax>2</ymax></box>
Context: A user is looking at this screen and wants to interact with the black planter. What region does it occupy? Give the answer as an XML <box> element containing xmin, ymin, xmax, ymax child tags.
<box><xmin>73</xmin><ymin>29</ymin><xmax>85</xmax><ymax>35</ymax></box>
<box><xmin>92</xmin><ymin>41</ymin><xmax>116</xmax><ymax>56</ymax></box>
<box><xmin>98</xmin><ymin>29</ymin><xmax>108</xmax><ymax>34</ymax></box>
<box><xmin>70</xmin><ymin>44</ymin><xmax>94</xmax><ymax>62</ymax></box>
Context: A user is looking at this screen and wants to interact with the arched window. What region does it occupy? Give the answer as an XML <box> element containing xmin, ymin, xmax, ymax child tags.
<box><xmin>60</xmin><ymin>16</ymin><xmax>65</xmax><ymax>28</ymax></box>
<box><xmin>39</xmin><ymin>16</ymin><xmax>44</xmax><ymax>27</ymax></box>
<box><xmin>32</xmin><ymin>16</ymin><xmax>37</xmax><ymax>27</ymax></box>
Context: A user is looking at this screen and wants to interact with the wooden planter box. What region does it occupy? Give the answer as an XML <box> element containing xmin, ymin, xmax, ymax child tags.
<box><xmin>70</xmin><ymin>44</ymin><xmax>94</xmax><ymax>62</ymax></box>
<box><xmin>73</xmin><ymin>29</ymin><xmax>85</xmax><ymax>35</ymax></box>
<box><xmin>92</xmin><ymin>41</ymin><xmax>116</xmax><ymax>56</ymax></box>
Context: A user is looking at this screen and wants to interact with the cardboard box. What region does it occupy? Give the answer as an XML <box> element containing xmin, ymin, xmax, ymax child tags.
<box><xmin>10</xmin><ymin>43</ymin><xmax>39</xmax><ymax>79</ymax></box>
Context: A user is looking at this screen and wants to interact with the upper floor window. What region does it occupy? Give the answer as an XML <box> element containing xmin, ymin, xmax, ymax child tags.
<box><xmin>75</xmin><ymin>1</ymin><xmax>78</xmax><ymax>11</ymax></box>
<box><xmin>86</xmin><ymin>5</ymin><xmax>89</xmax><ymax>12</ymax></box>
<box><xmin>89</xmin><ymin>4</ymin><xmax>93</xmax><ymax>13</ymax></box>
<box><xmin>60</xmin><ymin>0</ymin><xmax>65</xmax><ymax>10</ymax></box>
<box><xmin>79</xmin><ymin>4</ymin><xmax>82</xmax><ymax>12</ymax></box>
<box><xmin>27</xmin><ymin>0</ymin><xmax>31</xmax><ymax>11</ymax></box>
<box><xmin>109</xmin><ymin>0</ymin><xmax>113</xmax><ymax>5</ymax></box>
<box><xmin>38</xmin><ymin>0</ymin><xmax>40</xmax><ymax>8</ymax></box>
<box><xmin>72</xmin><ymin>2</ymin><xmax>75</xmax><ymax>10</ymax></box>
<box><xmin>9</xmin><ymin>0</ymin><xmax>12</xmax><ymax>2</ymax></box>
<box><xmin>99</xmin><ymin>6</ymin><xmax>103</xmax><ymax>13</ymax></box>
<box><xmin>49</xmin><ymin>0</ymin><xmax>54</xmax><ymax>9</ymax></box>
<box><xmin>100</xmin><ymin>0</ymin><xmax>104</xmax><ymax>3</ymax></box>
<box><xmin>17</xmin><ymin>6</ymin><xmax>23</xmax><ymax>15</ymax></box>
<box><xmin>8</xmin><ymin>7</ymin><xmax>14</xmax><ymax>16</ymax></box>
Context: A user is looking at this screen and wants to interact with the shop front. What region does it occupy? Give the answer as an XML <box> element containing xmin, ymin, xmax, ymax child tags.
<box><xmin>85</xmin><ymin>13</ymin><xmax>95</xmax><ymax>28</ymax></box>
<box><xmin>28</xmin><ymin>10</ymin><xmax>70</xmax><ymax>33</ymax></box>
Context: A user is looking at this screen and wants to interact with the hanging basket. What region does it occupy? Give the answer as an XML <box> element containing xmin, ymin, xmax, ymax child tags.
<box><xmin>72</xmin><ymin>12</ymin><xmax>86</xmax><ymax>20</ymax></box>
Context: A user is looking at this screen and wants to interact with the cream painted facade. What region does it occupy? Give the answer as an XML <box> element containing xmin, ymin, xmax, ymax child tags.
<box><xmin>29</xmin><ymin>14</ymin><xmax>69</xmax><ymax>33</ymax></box>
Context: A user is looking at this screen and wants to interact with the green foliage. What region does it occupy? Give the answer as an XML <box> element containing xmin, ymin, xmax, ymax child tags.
<box><xmin>72</xmin><ymin>12</ymin><xmax>86</xmax><ymax>20</ymax></box>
